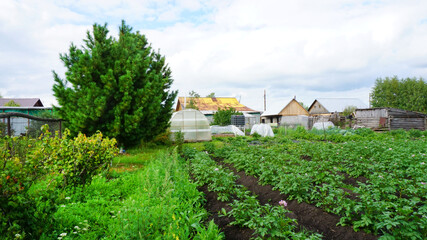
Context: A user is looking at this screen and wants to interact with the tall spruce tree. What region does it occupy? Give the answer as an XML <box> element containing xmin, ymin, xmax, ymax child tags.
<box><xmin>53</xmin><ymin>21</ymin><xmax>177</xmax><ymax>147</ymax></box>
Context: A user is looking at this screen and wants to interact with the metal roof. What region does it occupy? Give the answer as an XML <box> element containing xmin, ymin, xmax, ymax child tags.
<box><xmin>0</xmin><ymin>98</ymin><xmax>43</xmax><ymax>107</ymax></box>
<box><xmin>309</xmin><ymin>98</ymin><xmax>368</xmax><ymax>112</ymax></box>
<box><xmin>176</xmin><ymin>97</ymin><xmax>257</xmax><ymax>112</ymax></box>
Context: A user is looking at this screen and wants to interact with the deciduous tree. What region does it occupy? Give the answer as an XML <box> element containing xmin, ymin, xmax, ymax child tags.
<box><xmin>371</xmin><ymin>76</ymin><xmax>427</xmax><ymax>113</ymax></box>
<box><xmin>53</xmin><ymin>21</ymin><xmax>177</xmax><ymax>147</ymax></box>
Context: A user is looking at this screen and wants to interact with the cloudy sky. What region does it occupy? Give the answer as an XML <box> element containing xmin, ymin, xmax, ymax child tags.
<box><xmin>1</xmin><ymin>0</ymin><xmax>427</xmax><ymax>112</ymax></box>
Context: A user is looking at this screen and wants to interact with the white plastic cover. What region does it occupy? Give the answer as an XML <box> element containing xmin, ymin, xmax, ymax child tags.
<box><xmin>312</xmin><ymin>121</ymin><xmax>335</xmax><ymax>130</ymax></box>
<box><xmin>250</xmin><ymin>124</ymin><xmax>274</xmax><ymax>137</ymax></box>
<box><xmin>211</xmin><ymin>125</ymin><xmax>245</xmax><ymax>136</ymax></box>
<box><xmin>170</xmin><ymin>109</ymin><xmax>212</xmax><ymax>142</ymax></box>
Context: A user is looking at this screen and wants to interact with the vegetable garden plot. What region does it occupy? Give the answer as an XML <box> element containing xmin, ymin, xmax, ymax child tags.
<box><xmin>183</xmin><ymin>148</ymin><xmax>322</xmax><ymax>240</ymax></box>
<box><xmin>210</xmin><ymin>137</ymin><xmax>426</xmax><ymax>239</ymax></box>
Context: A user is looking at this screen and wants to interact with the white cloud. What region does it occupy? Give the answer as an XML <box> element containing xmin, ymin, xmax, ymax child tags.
<box><xmin>1</xmin><ymin>0</ymin><xmax>427</xmax><ymax>111</ymax></box>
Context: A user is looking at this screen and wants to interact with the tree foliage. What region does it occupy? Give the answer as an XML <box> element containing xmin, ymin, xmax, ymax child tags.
<box><xmin>371</xmin><ymin>76</ymin><xmax>427</xmax><ymax>113</ymax></box>
<box><xmin>53</xmin><ymin>21</ymin><xmax>177</xmax><ymax>147</ymax></box>
<box><xmin>186</xmin><ymin>90</ymin><xmax>200</xmax><ymax>110</ymax></box>
<box><xmin>212</xmin><ymin>107</ymin><xmax>242</xmax><ymax>126</ymax></box>
<box><xmin>4</xmin><ymin>100</ymin><xmax>20</xmax><ymax>107</ymax></box>
<box><xmin>341</xmin><ymin>105</ymin><xmax>357</xmax><ymax>117</ymax></box>
<box><xmin>206</xmin><ymin>92</ymin><xmax>215</xmax><ymax>98</ymax></box>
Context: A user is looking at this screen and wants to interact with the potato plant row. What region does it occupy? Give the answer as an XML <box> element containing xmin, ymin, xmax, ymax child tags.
<box><xmin>212</xmin><ymin>137</ymin><xmax>426</xmax><ymax>239</ymax></box>
<box><xmin>183</xmin><ymin>147</ymin><xmax>322</xmax><ymax>240</ymax></box>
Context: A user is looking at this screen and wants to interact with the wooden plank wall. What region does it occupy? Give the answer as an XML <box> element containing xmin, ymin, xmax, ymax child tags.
<box><xmin>390</xmin><ymin>118</ymin><xmax>425</xmax><ymax>130</ymax></box>
<box><xmin>355</xmin><ymin>117</ymin><xmax>384</xmax><ymax>129</ymax></box>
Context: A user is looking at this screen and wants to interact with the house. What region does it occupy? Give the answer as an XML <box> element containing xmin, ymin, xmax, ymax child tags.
<box><xmin>0</xmin><ymin>98</ymin><xmax>44</xmax><ymax>107</ymax></box>
<box><xmin>307</xmin><ymin>98</ymin><xmax>368</xmax><ymax>127</ymax></box>
<box><xmin>175</xmin><ymin>97</ymin><xmax>261</xmax><ymax>126</ymax></box>
<box><xmin>0</xmin><ymin>98</ymin><xmax>54</xmax><ymax>136</ymax></box>
<box><xmin>355</xmin><ymin>108</ymin><xmax>426</xmax><ymax>131</ymax></box>
<box><xmin>308</xmin><ymin>98</ymin><xmax>368</xmax><ymax>115</ymax></box>
<box><xmin>261</xmin><ymin>98</ymin><xmax>310</xmax><ymax>128</ymax></box>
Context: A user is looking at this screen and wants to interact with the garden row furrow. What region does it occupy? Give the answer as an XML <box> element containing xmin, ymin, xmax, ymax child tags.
<box><xmin>214</xmin><ymin>157</ymin><xmax>377</xmax><ymax>240</ymax></box>
<box><xmin>184</xmin><ymin>147</ymin><xmax>322</xmax><ymax>240</ymax></box>
<box><xmin>211</xmin><ymin>136</ymin><xmax>426</xmax><ymax>239</ymax></box>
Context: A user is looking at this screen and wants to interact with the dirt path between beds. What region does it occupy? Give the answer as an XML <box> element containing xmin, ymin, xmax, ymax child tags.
<box><xmin>199</xmin><ymin>158</ymin><xmax>378</xmax><ymax>240</ymax></box>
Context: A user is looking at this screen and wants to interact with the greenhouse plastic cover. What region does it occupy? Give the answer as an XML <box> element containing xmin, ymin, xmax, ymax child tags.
<box><xmin>211</xmin><ymin>125</ymin><xmax>245</xmax><ymax>136</ymax></box>
<box><xmin>312</xmin><ymin>121</ymin><xmax>335</xmax><ymax>130</ymax></box>
<box><xmin>250</xmin><ymin>124</ymin><xmax>274</xmax><ymax>137</ymax></box>
<box><xmin>170</xmin><ymin>109</ymin><xmax>212</xmax><ymax>142</ymax></box>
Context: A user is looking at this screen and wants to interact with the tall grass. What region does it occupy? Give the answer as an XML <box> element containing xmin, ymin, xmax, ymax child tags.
<box><xmin>38</xmin><ymin>148</ymin><xmax>222</xmax><ymax>239</ymax></box>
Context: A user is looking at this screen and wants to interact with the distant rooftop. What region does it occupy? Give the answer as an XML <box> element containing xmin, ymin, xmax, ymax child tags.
<box><xmin>309</xmin><ymin>98</ymin><xmax>367</xmax><ymax>112</ymax></box>
<box><xmin>0</xmin><ymin>98</ymin><xmax>44</xmax><ymax>107</ymax></box>
<box><xmin>176</xmin><ymin>97</ymin><xmax>258</xmax><ymax>112</ymax></box>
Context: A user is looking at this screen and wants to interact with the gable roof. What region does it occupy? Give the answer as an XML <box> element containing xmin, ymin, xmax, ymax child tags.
<box><xmin>176</xmin><ymin>97</ymin><xmax>256</xmax><ymax>112</ymax></box>
<box><xmin>308</xmin><ymin>98</ymin><xmax>367</xmax><ymax>113</ymax></box>
<box><xmin>0</xmin><ymin>98</ymin><xmax>44</xmax><ymax>107</ymax></box>
<box><xmin>262</xmin><ymin>98</ymin><xmax>308</xmax><ymax>117</ymax></box>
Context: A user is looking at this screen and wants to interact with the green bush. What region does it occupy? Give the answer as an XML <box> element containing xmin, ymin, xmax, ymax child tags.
<box><xmin>0</xmin><ymin>126</ymin><xmax>118</xmax><ymax>239</ymax></box>
<box><xmin>212</xmin><ymin>107</ymin><xmax>242</xmax><ymax>126</ymax></box>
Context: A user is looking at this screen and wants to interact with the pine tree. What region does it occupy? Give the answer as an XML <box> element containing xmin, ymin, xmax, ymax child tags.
<box><xmin>53</xmin><ymin>21</ymin><xmax>177</xmax><ymax>147</ymax></box>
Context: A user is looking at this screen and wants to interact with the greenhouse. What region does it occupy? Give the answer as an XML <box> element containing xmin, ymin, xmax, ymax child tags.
<box><xmin>170</xmin><ymin>109</ymin><xmax>212</xmax><ymax>142</ymax></box>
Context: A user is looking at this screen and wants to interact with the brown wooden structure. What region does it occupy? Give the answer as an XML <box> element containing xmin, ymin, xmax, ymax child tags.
<box><xmin>355</xmin><ymin>108</ymin><xmax>426</xmax><ymax>131</ymax></box>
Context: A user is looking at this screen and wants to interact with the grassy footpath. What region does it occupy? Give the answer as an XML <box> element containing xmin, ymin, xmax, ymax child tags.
<box><xmin>32</xmin><ymin>147</ymin><xmax>223</xmax><ymax>239</ymax></box>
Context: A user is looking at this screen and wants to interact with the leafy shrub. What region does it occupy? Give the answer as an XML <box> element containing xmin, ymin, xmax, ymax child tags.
<box><xmin>0</xmin><ymin>125</ymin><xmax>118</xmax><ymax>239</ymax></box>
<box><xmin>212</xmin><ymin>107</ymin><xmax>242</xmax><ymax>126</ymax></box>
<box><xmin>27</xmin><ymin>110</ymin><xmax>61</xmax><ymax>138</ymax></box>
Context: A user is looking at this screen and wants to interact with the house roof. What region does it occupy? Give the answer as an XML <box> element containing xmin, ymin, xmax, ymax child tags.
<box><xmin>176</xmin><ymin>97</ymin><xmax>257</xmax><ymax>112</ymax></box>
<box><xmin>308</xmin><ymin>98</ymin><xmax>367</xmax><ymax>113</ymax></box>
<box><xmin>261</xmin><ymin>98</ymin><xmax>308</xmax><ymax>117</ymax></box>
<box><xmin>0</xmin><ymin>98</ymin><xmax>44</xmax><ymax>107</ymax></box>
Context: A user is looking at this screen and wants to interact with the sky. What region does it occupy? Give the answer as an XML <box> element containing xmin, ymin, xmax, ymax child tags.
<box><xmin>1</xmin><ymin>0</ymin><xmax>427</xmax><ymax>112</ymax></box>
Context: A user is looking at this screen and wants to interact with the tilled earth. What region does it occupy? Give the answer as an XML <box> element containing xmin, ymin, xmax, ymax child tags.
<box><xmin>198</xmin><ymin>158</ymin><xmax>378</xmax><ymax>240</ymax></box>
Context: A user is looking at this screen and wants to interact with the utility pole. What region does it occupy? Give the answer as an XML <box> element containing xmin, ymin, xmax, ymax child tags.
<box><xmin>264</xmin><ymin>89</ymin><xmax>266</xmax><ymax>111</ymax></box>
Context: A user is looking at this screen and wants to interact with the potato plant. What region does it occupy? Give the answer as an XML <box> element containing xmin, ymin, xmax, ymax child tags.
<box><xmin>213</xmin><ymin>133</ymin><xmax>426</xmax><ymax>239</ymax></box>
<box><xmin>183</xmin><ymin>147</ymin><xmax>322</xmax><ymax>239</ymax></box>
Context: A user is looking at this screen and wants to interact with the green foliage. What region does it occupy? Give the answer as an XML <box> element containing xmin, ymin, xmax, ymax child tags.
<box><xmin>4</xmin><ymin>100</ymin><xmax>20</xmax><ymax>107</ymax></box>
<box><xmin>43</xmin><ymin>150</ymin><xmax>222</xmax><ymax>239</ymax></box>
<box><xmin>211</xmin><ymin>132</ymin><xmax>427</xmax><ymax>239</ymax></box>
<box><xmin>184</xmin><ymin>148</ymin><xmax>322</xmax><ymax>239</ymax></box>
<box><xmin>187</xmin><ymin>90</ymin><xmax>200</xmax><ymax>110</ymax></box>
<box><xmin>206</xmin><ymin>92</ymin><xmax>215</xmax><ymax>98</ymax></box>
<box><xmin>212</xmin><ymin>107</ymin><xmax>242</xmax><ymax>126</ymax></box>
<box><xmin>52</xmin><ymin>21</ymin><xmax>177</xmax><ymax>148</ymax></box>
<box><xmin>0</xmin><ymin>127</ymin><xmax>118</xmax><ymax>238</ymax></box>
<box><xmin>174</xmin><ymin>130</ymin><xmax>185</xmax><ymax>154</ymax></box>
<box><xmin>27</xmin><ymin>110</ymin><xmax>61</xmax><ymax>138</ymax></box>
<box><xmin>342</xmin><ymin>105</ymin><xmax>357</xmax><ymax>116</ymax></box>
<box><xmin>371</xmin><ymin>76</ymin><xmax>427</xmax><ymax>113</ymax></box>
<box><xmin>299</xmin><ymin>101</ymin><xmax>309</xmax><ymax>110</ymax></box>
<box><xmin>0</xmin><ymin>122</ymin><xmax>6</xmax><ymax>136</ymax></box>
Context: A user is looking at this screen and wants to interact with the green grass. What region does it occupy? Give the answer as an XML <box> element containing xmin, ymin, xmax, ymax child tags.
<box><xmin>111</xmin><ymin>145</ymin><xmax>171</xmax><ymax>172</ymax></box>
<box><xmin>36</xmin><ymin>148</ymin><xmax>223</xmax><ymax>239</ymax></box>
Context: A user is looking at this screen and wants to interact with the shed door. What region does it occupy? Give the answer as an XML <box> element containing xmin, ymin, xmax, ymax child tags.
<box><xmin>379</xmin><ymin>117</ymin><xmax>387</xmax><ymax>127</ymax></box>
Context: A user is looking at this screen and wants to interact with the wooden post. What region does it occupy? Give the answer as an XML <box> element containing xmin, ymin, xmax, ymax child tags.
<box><xmin>7</xmin><ymin>116</ymin><xmax>11</xmax><ymax>136</ymax></box>
<box><xmin>59</xmin><ymin>120</ymin><xmax>62</xmax><ymax>138</ymax></box>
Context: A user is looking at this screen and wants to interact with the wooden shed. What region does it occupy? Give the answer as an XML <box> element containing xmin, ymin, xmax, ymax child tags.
<box><xmin>355</xmin><ymin>108</ymin><xmax>426</xmax><ymax>131</ymax></box>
